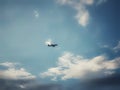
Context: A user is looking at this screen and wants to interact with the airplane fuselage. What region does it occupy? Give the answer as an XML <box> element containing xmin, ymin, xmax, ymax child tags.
<box><xmin>48</xmin><ymin>44</ymin><xmax>58</xmax><ymax>47</ymax></box>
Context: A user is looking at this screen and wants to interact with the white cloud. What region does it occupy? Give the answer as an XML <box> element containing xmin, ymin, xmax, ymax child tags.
<box><xmin>40</xmin><ymin>52</ymin><xmax>120</xmax><ymax>80</ymax></box>
<box><xmin>34</xmin><ymin>10</ymin><xmax>39</xmax><ymax>18</ymax></box>
<box><xmin>0</xmin><ymin>62</ymin><xmax>36</xmax><ymax>80</ymax></box>
<box><xmin>56</xmin><ymin>0</ymin><xmax>107</xmax><ymax>27</ymax></box>
<box><xmin>113</xmin><ymin>41</ymin><xmax>120</xmax><ymax>52</ymax></box>
<box><xmin>0</xmin><ymin>62</ymin><xmax>19</xmax><ymax>68</ymax></box>
<box><xmin>57</xmin><ymin>0</ymin><xmax>92</xmax><ymax>26</ymax></box>
<box><xmin>75</xmin><ymin>11</ymin><xmax>89</xmax><ymax>26</ymax></box>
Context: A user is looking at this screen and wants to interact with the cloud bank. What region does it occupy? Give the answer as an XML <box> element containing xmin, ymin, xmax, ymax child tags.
<box><xmin>40</xmin><ymin>52</ymin><xmax>120</xmax><ymax>80</ymax></box>
<box><xmin>0</xmin><ymin>78</ymin><xmax>62</xmax><ymax>90</ymax></box>
<box><xmin>0</xmin><ymin>62</ymin><xmax>62</xmax><ymax>90</ymax></box>
<box><xmin>68</xmin><ymin>73</ymin><xmax>120</xmax><ymax>90</ymax></box>
<box><xmin>56</xmin><ymin>0</ymin><xmax>107</xmax><ymax>26</ymax></box>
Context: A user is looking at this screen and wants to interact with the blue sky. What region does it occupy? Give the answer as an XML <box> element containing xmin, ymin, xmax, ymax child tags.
<box><xmin>0</xmin><ymin>0</ymin><xmax>120</xmax><ymax>90</ymax></box>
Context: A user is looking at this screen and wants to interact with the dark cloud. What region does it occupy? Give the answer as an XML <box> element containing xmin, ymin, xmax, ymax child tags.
<box><xmin>84</xmin><ymin>73</ymin><xmax>120</xmax><ymax>90</ymax></box>
<box><xmin>67</xmin><ymin>73</ymin><xmax>120</xmax><ymax>90</ymax></box>
<box><xmin>0</xmin><ymin>79</ymin><xmax>63</xmax><ymax>90</ymax></box>
<box><xmin>88</xmin><ymin>73</ymin><xmax>120</xmax><ymax>86</ymax></box>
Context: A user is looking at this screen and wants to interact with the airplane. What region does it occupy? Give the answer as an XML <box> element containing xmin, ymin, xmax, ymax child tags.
<box><xmin>47</xmin><ymin>44</ymin><xmax>58</xmax><ymax>47</ymax></box>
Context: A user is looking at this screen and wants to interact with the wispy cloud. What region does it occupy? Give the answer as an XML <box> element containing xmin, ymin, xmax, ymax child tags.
<box><xmin>0</xmin><ymin>62</ymin><xmax>19</xmax><ymax>68</ymax></box>
<box><xmin>34</xmin><ymin>10</ymin><xmax>39</xmax><ymax>18</ymax></box>
<box><xmin>100</xmin><ymin>41</ymin><xmax>120</xmax><ymax>53</ymax></box>
<box><xmin>0</xmin><ymin>62</ymin><xmax>36</xmax><ymax>80</ymax></box>
<box><xmin>96</xmin><ymin>0</ymin><xmax>107</xmax><ymax>5</ymax></box>
<box><xmin>40</xmin><ymin>52</ymin><xmax>120</xmax><ymax>80</ymax></box>
<box><xmin>75</xmin><ymin>10</ymin><xmax>89</xmax><ymax>26</ymax></box>
<box><xmin>113</xmin><ymin>41</ymin><xmax>120</xmax><ymax>53</ymax></box>
<box><xmin>19</xmin><ymin>84</ymin><xmax>26</xmax><ymax>89</ymax></box>
<box><xmin>56</xmin><ymin>0</ymin><xmax>107</xmax><ymax>27</ymax></box>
